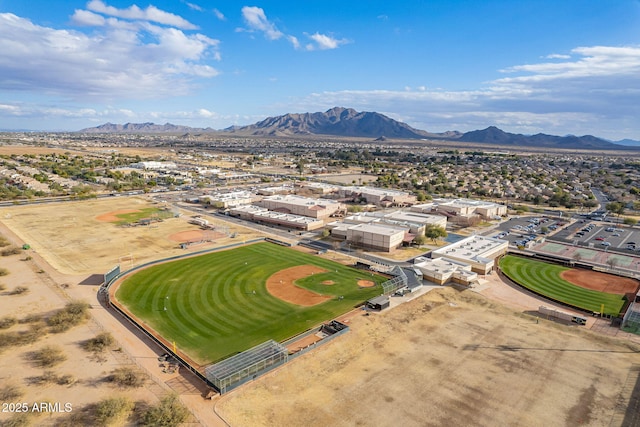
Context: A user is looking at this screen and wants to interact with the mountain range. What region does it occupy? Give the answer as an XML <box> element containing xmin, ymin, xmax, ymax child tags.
<box><xmin>78</xmin><ymin>107</ymin><xmax>638</xmax><ymax>149</ymax></box>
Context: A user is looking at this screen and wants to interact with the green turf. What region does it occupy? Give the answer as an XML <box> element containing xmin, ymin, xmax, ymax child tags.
<box><xmin>499</xmin><ymin>255</ymin><xmax>625</xmax><ymax>316</ymax></box>
<box><xmin>113</xmin><ymin>207</ymin><xmax>169</xmax><ymax>224</ymax></box>
<box><xmin>115</xmin><ymin>242</ymin><xmax>385</xmax><ymax>364</ymax></box>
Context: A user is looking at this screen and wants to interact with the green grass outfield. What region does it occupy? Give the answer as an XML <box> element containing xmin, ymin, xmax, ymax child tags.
<box><xmin>499</xmin><ymin>255</ymin><xmax>625</xmax><ymax>316</ymax></box>
<box><xmin>115</xmin><ymin>242</ymin><xmax>385</xmax><ymax>364</ymax></box>
<box><xmin>113</xmin><ymin>207</ymin><xmax>170</xmax><ymax>225</ymax></box>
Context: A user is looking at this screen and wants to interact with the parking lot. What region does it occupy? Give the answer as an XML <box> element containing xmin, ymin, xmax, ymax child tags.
<box><xmin>490</xmin><ymin>216</ymin><xmax>567</xmax><ymax>247</ymax></box>
<box><xmin>491</xmin><ymin>215</ymin><xmax>640</xmax><ymax>256</ymax></box>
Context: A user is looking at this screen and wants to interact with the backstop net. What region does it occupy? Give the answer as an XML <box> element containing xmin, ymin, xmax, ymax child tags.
<box><xmin>204</xmin><ymin>340</ymin><xmax>289</xmax><ymax>394</ymax></box>
<box><xmin>381</xmin><ymin>266</ymin><xmax>408</xmax><ymax>294</ymax></box>
<box><xmin>623</xmin><ymin>301</ymin><xmax>640</xmax><ymax>334</ymax></box>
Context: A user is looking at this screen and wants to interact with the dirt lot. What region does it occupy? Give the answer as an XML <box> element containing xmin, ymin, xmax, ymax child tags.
<box><xmin>0</xmin><ymin>240</ymin><xmax>162</xmax><ymax>426</ymax></box>
<box><xmin>217</xmin><ymin>287</ymin><xmax>640</xmax><ymax>427</ymax></box>
<box><xmin>0</xmin><ymin>196</ymin><xmax>263</xmax><ymax>275</ymax></box>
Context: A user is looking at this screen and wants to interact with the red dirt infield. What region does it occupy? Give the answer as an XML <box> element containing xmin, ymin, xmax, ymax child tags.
<box><xmin>266</xmin><ymin>265</ymin><xmax>332</xmax><ymax>307</ymax></box>
<box><xmin>357</xmin><ymin>280</ymin><xmax>376</xmax><ymax>288</ymax></box>
<box><xmin>560</xmin><ymin>269</ymin><xmax>640</xmax><ymax>295</ymax></box>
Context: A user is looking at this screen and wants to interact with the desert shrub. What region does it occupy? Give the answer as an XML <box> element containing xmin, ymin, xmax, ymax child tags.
<box><xmin>140</xmin><ymin>394</ymin><xmax>189</xmax><ymax>427</ymax></box>
<box><xmin>0</xmin><ymin>268</ymin><xmax>10</xmax><ymax>276</ymax></box>
<box><xmin>23</xmin><ymin>256</ymin><xmax>32</xmax><ymax>261</ymax></box>
<box><xmin>82</xmin><ymin>332</ymin><xmax>114</xmax><ymax>353</ymax></box>
<box><xmin>0</xmin><ymin>383</ymin><xmax>24</xmax><ymax>401</ymax></box>
<box><xmin>0</xmin><ymin>325</ymin><xmax>43</xmax><ymax>350</ymax></box>
<box><xmin>0</xmin><ymin>283</ymin><xmax>6</xmax><ymax>291</ymax></box>
<box><xmin>0</xmin><ymin>316</ymin><xmax>17</xmax><ymax>329</ymax></box>
<box><xmin>0</xmin><ymin>237</ymin><xmax>9</xmax><ymax>247</ymax></box>
<box><xmin>29</xmin><ymin>371</ymin><xmax>76</xmax><ymax>386</ymax></box>
<box><xmin>2</xmin><ymin>412</ymin><xmax>33</xmax><ymax>427</ymax></box>
<box><xmin>19</xmin><ymin>313</ymin><xmax>43</xmax><ymax>324</ymax></box>
<box><xmin>1</xmin><ymin>246</ymin><xmax>22</xmax><ymax>256</ymax></box>
<box><xmin>30</xmin><ymin>345</ymin><xmax>67</xmax><ymax>368</ymax></box>
<box><xmin>95</xmin><ymin>397</ymin><xmax>134</xmax><ymax>426</ymax></box>
<box><xmin>9</xmin><ymin>286</ymin><xmax>28</xmax><ymax>295</ymax></box>
<box><xmin>107</xmin><ymin>366</ymin><xmax>146</xmax><ymax>388</ymax></box>
<box><xmin>47</xmin><ymin>301</ymin><xmax>90</xmax><ymax>333</ymax></box>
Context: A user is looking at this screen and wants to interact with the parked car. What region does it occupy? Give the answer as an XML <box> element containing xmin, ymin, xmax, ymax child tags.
<box><xmin>595</xmin><ymin>237</ymin><xmax>605</xmax><ymax>241</ymax></box>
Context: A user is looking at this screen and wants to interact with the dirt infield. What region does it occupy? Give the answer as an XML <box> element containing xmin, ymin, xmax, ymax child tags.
<box><xmin>357</xmin><ymin>279</ymin><xmax>375</xmax><ymax>288</ymax></box>
<box><xmin>266</xmin><ymin>265</ymin><xmax>332</xmax><ymax>306</ymax></box>
<box><xmin>95</xmin><ymin>208</ymin><xmax>142</xmax><ymax>222</ymax></box>
<box><xmin>321</xmin><ymin>280</ymin><xmax>335</xmax><ymax>285</ymax></box>
<box><xmin>561</xmin><ymin>269</ymin><xmax>640</xmax><ymax>295</ymax></box>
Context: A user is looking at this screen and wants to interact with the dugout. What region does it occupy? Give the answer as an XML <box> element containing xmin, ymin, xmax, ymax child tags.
<box><xmin>367</xmin><ymin>295</ymin><xmax>390</xmax><ymax>311</ymax></box>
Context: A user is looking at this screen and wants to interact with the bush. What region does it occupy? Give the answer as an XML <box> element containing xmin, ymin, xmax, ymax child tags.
<box><xmin>1</xmin><ymin>246</ymin><xmax>22</xmax><ymax>256</ymax></box>
<box><xmin>9</xmin><ymin>286</ymin><xmax>28</xmax><ymax>295</ymax></box>
<box><xmin>19</xmin><ymin>313</ymin><xmax>43</xmax><ymax>324</ymax></box>
<box><xmin>0</xmin><ymin>283</ymin><xmax>5</xmax><ymax>291</ymax></box>
<box><xmin>47</xmin><ymin>301</ymin><xmax>90</xmax><ymax>333</ymax></box>
<box><xmin>0</xmin><ymin>268</ymin><xmax>9</xmax><ymax>276</ymax></box>
<box><xmin>0</xmin><ymin>316</ymin><xmax>17</xmax><ymax>329</ymax></box>
<box><xmin>140</xmin><ymin>394</ymin><xmax>189</xmax><ymax>427</ymax></box>
<box><xmin>95</xmin><ymin>397</ymin><xmax>134</xmax><ymax>426</ymax></box>
<box><xmin>29</xmin><ymin>371</ymin><xmax>76</xmax><ymax>386</ymax></box>
<box><xmin>0</xmin><ymin>325</ymin><xmax>43</xmax><ymax>350</ymax></box>
<box><xmin>107</xmin><ymin>367</ymin><xmax>146</xmax><ymax>388</ymax></box>
<box><xmin>30</xmin><ymin>345</ymin><xmax>67</xmax><ymax>368</ymax></box>
<box><xmin>83</xmin><ymin>332</ymin><xmax>114</xmax><ymax>353</ymax></box>
<box><xmin>2</xmin><ymin>412</ymin><xmax>33</xmax><ymax>427</ymax></box>
<box><xmin>0</xmin><ymin>237</ymin><xmax>9</xmax><ymax>247</ymax></box>
<box><xmin>0</xmin><ymin>383</ymin><xmax>24</xmax><ymax>401</ymax></box>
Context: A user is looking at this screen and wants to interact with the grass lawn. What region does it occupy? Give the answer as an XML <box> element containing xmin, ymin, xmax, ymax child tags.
<box><xmin>115</xmin><ymin>242</ymin><xmax>385</xmax><ymax>364</ymax></box>
<box><xmin>113</xmin><ymin>207</ymin><xmax>170</xmax><ymax>224</ymax></box>
<box><xmin>499</xmin><ymin>255</ymin><xmax>625</xmax><ymax>316</ymax></box>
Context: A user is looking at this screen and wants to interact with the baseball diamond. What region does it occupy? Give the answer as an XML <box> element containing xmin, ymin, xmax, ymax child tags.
<box><xmin>114</xmin><ymin>242</ymin><xmax>385</xmax><ymax>364</ymax></box>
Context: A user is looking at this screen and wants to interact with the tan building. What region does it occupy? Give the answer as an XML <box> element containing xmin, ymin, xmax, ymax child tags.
<box><xmin>411</xmin><ymin>198</ymin><xmax>507</xmax><ymax>220</ymax></box>
<box><xmin>257</xmin><ymin>195</ymin><xmax>344</xmax><ymax>219</ymax></box>
<box><xmin>431</xmin><ymin>235</ymin><xmax>508</xmax><ymax>274</ymax></box>
<box><xmin>343</xmin><ymin>223</ymin><xmax>406</xmax><ymax>252</ymax></box>
<box><xmin>229</xmin><ymin>205</ymin><xmax>324</xmax><ymax>231</ymax></box>
<box><xmin>339</xmin><ymin>186</ymin><xmax>417</xmax><ymax>207</ymax></box>
<box><xmin>413</xmin><ymin>257</ymin><xmax>478</xmax><ymax>285</ymax></box>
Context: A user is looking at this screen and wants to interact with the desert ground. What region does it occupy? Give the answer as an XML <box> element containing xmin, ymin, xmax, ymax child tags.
<box><xmin>216</xmin><ymin>287</ymin><xmax>640</xmax><ymax>427</ymax></box>
<box><xmin>0</xmin><ymin>196</ymin><xmax>263</xmax><ymax>276</ymax></box>
<box><xmin>0</xmin><ymin>232</ymin><xmax>173</xmax><ymax>426</ymax></box>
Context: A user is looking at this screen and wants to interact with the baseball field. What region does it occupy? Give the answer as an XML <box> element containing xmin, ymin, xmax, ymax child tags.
<box><xmin>114</xmin><ymin>242</ymin><xmax>386</xmax><ymax>364</ymax></box>
<box><xmin>499</xmin><ymin>255</ymin><xmax>627</xmax><ymax>315</ymax></box>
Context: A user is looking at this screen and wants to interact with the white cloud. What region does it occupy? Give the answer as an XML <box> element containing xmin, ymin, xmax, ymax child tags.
<box><xmin>241</xmin><ymin>6</ymin><xmax>283</xmax><ymax>40</ymax></box>
<box><xmin>0</xmin><ymin>12</ymin><xmax>220</xmax><ymax>100</ymax></box>
<box><xmin>87</xmin><ymin>0</ymin><xmax>197</xmax><ymax>30</ymax></box>
<box><xmin>185</xmin><ymin>2</ymin><xmax>203</xmax><ymax>12</ymax></box>
<box><xmin>546</xmin><ymin>53</ymin><xmax>571</xmax><ymax>59</ymax></box>
<box><xmin>71</xmin><ymin>9</ymin><xmax>106</xmax><ymax>26</ymax></box>
<box><xmin>213</xmin><ymin>8</ymin><xmax>225</xmax><ymax>21</ymax></box>
<box><xmin>305</xmin><ymin>33</ymin><xmax>347</xmax><ymax>51</ymax></box>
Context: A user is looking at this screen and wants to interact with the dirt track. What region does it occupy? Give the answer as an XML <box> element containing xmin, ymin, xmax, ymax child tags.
<box><xmin>217</xmin><ymin>287</ymin><xmax>640</xmax><ymax>427</ymax></box>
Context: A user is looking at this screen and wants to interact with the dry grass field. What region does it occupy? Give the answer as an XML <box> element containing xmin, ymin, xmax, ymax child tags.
<box><xmin>0</xmin><ymin>196</ymin><xmax>263</xmax><ymax>275</ymax></box>
<box><xmin>217</xmin><ymin>287</ymin><xmax>640</xmax><ymax>427</ymax></box>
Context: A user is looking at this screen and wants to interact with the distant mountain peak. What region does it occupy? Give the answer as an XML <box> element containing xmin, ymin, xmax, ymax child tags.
<box><xmin>226</xmin><ymin>107</ymin><xmax>431</xmax><ymax>139</ymax></box>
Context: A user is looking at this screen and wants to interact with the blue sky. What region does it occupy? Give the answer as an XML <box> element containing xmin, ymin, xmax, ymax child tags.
<box><xmin>1</xmin><ymin>0</ymin><xmax>639</xmax><ymax>139</ymax></box>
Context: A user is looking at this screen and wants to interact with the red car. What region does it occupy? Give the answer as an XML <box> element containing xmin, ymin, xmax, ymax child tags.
<box><xmin>595</xmin><ymin>237</ymin><xmax>605</xmax><ymax>241</ymax></box>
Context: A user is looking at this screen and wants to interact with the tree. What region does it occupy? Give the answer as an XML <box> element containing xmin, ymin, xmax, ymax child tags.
<box><xmin>412</xmin><ymin>234</ymin><xmax>427</xmax><ymax>246</ymax></box>
<box><xmin>424</xmin><ymin>224</ymin><xmax>447</xmax><ymax>243</ymax></box>
<box><xmin>606</xmin><ymin>201</ymin><xmax>625</xmax><ymax>216</ymax></box>
<box><xmin>623</xmin><ymin>217</ymin><xmax>638</xmax><ymax>226</ymax></box>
